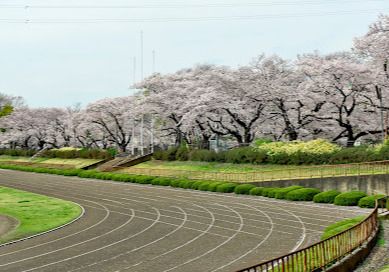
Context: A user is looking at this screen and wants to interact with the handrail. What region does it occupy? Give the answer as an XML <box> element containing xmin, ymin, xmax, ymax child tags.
<box><xmin>236</xmin><ymin>197</ymin><xmax>387</xmax><ymax>272</ymax></box>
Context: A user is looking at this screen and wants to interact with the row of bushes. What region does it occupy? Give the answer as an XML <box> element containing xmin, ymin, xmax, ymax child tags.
<box><xmin>0</xmin><ymin>149</ymin><xmax>36</xmax><ymax>157</ymax></box>
<box><xmin>0</xmin><ymin>163</ymin><xmax>386</xmax><ymax>209</ymax></box>
<box><xmin>0</xmin><ymin>148</ymin><xmax>115</xmax><ymax>160</ymax></box>
<box><xmin>154</xmin><ymin>139</ymin><xmax>389</xmax><ymax>165</ymax></box>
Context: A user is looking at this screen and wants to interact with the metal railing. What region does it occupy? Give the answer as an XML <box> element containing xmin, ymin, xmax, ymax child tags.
<box><xmin>236</xmin><ymin>197</ymin><xmax>387</xmax><ymax>272</ymax></box>
<box><xmin>117</xmin><ymin>160</ymin><xmax>389</xmax><ymax>182</ymax></box>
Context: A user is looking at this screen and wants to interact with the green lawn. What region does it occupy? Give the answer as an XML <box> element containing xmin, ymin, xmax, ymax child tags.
<box><xmin>0</xmin><ymin>156</ymin><xmax>102</xmax><ymax>169</ymax></box>
<box><xmin>0</xmin><ymin>186</ymin><xmax>82</xmax><ymax>243</ymax></box>
<box><xmin>117</xmin><ymin>160</ymin><xmax>389</xmax><ymax>182</ymax></box>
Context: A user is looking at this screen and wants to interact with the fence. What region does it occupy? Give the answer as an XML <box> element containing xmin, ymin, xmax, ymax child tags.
<box><xmin>117</xmin><ymin>160</ymin><xmax>389</xmax><ymax>182</ymax></box>
<box><xmin>236</xmin><ymin>197</ymin><xmax>387</xmax><ymax>272</ymax></box>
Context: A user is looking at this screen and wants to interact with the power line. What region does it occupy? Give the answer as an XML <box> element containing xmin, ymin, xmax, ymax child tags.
<box><xmin>0</xmin><ymin>0</ymin><xmax>385</xmax><ymax>9</ymax></box>
<box><xmin>0</xmin><ymin>9</ymin><xmax>384</xmax><ymax>24</ymax></box>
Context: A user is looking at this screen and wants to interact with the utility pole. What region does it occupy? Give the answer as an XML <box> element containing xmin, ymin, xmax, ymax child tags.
<box><xmin>150</xmin><ymin>115</ymin><xmax>154</xmax><ymax>153</ymax></box>
<box><xmin>140</xmin><ymin>114</ymin><xmax>144</xmax><ymax>156</ymax></box>
<box><xmin>131</xmin><ymin>118</ymin><xmax>135</xmax><ymax>156</ymax></box>
<box><xmin>376</xmin><ymin>86</ymin><xmax>385</xmax><ymax>142</ymax></box>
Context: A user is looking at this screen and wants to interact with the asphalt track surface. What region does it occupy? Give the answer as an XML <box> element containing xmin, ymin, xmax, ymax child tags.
<box><xmin>0</xmin><ymin>170</ymin><xmax>370</xmax><ymax>272</ymax></box>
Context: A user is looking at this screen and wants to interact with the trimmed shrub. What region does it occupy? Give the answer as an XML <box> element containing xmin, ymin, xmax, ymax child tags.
<box><xmin>179</xmin><ymin>180</ymin><xmax>195</xmax><ymax>189</ymax></box>
<box><xmin>313</xmin><ymin>190</ymin><xmax>341</xmax><ymax>204</ymax></box>
<box><xmin>261</xmin><ymin>187</ymin><xmax>277</xmax><ymax>197</ymax></box>
<box><xmin>334</xmin><ymin>191</ymin><xmax>367</xmax><ymax>206</ymax></box>
<box><xmin>198</xmin><ymin>181</ymin><xmax>213</xmax><ymax>191</ymax></box>
<box><xmin>234</xmin><ymin>184</ymin><xmax>256</xmax><ymax>195</ymax></box>
<box><xmin>216</xmin><ymin>183</ymin><xmax>238</xmax><ymax>193</ymax></box>
<box><xmin>207</xmin><ymin>182</ymin><xmax>225</xmax><ymax>192</ymax></box>
<box><xmin>170</xmin><ymin>179</ymin><xmax>182</xmax><ymax>188</ymax></box>
<box><xmin>267</xmin><ymin>188</ymin><xmax>281</xmax><ymax>198</ymax></box>
<box><xmin>249</xmin><ymin>187</ymin><xmax>264</xmax><ymax>196</ymax></box>
<box><xmin>151</xmin><ymin>177</ymin><xmax>170</xmax><ymax>186</ymax></box>
<box><xmin>275</xmin><ymin>186</ymin><xmax>304</xmax><ymax>199</ymax></box>
<box><xmin>286</xmin><ymin>188</ymin><xmax>321</xmax><ymax>201</ymax></box>
<box><xmin>321</xmin><ymin>216</ymin><xmax>365</xmax><ymax>240</ymax></box>
<box><xmin>358</xmin><ymin>195</ymin><xmax>386</xmax><ymax>208</ymax></box>
<box><xmin>191</xmin><ymin>181</ymin><xmax>206</xmax><ymax>190</ymax></box>
<box><xmin>134</xmin><ymin>175</ymin><xmax>155</xmax><ymax>184</ymax></box>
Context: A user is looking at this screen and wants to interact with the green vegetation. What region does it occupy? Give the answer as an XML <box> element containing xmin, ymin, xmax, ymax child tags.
<box><xmin>0</xmin><ymin>156</ymin><xmax>103</xmax><ymax>169</ymax></box>
<box><xmin>249</xmin><ymin>187</ymin><xmax>264</xmax><ymax>196</ymax></box>
<box><xmin>334</xmin><ymin>191</ymin><xmax>368</xmax><ymax>206</ymax></box>
<box><xmin>234</xmin><ymin>184</ymin><xmax>256</xmax><ymax>195</ymax></box>
<box><xmin>215</xmin><ymin>183</ymin><xmax>238</xmax><ymax>193</ymax></box>
<box><xmin>285</xmin><ymin>188</ymin><xmax>321</xmax><ymax>201</ymax></box>
<box><xmin>0</xmin><ymin>163</ymin><xmax>381</xmax><ymax>209</ymax></box>
<box><xmin>274</xmin><ymin>186</ymin><xmax>304</xmax><ymax>199</ymax></box>
<box><xmin>153</xmin><ymin>139</ymin><xmax>389</xmax><ymax>165</ymax></box>
<box><xmin>321</xmin><ymin>216</ymin><xmax>366</xmax><ymax>240</ymax></box>
<box><xmin>357</xmin><ymin>195</ymin><xmax>386</xmax><ymax>208</ymax></box>
<box><xmin>0</xmin><ymin>186</ymin><xmax>81</xmax><ymax>243</ymax></box>
<box><xmin>0</xmin><ymin>148</ymin><xmax>114</xmax><ymax>160</ymax></box>
<box><xmin>313</xmin><ymin>190</ymin><xmax>342</xmax><ymax>203</ymax></box>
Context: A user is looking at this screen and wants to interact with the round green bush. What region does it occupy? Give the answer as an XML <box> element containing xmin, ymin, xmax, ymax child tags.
<box><xmin>134</xmin><ymin>175</ymin><xmax>155</xmax><ymax>184</ymax></box>
<box><xmin>198</xmin><ymin>181</ymin><xmax>213</xmax><ymax>191</ymax></box>
<box><xmin>207</xmin><ymin>182</ymin><xmax>225</xmax><ymax>192</ymax></box>
<box><xmin>313</xmin><ymin>190</ymin><xmax>341</xmax><ymax>203</ymax></box>
<box><xmin>179</xmin><ymin>180</ymin><xmax>195</xmax><ymax>189</ymax></box>
<box><xmin>151</xmin><ymin>177</ymin><xmax>170</xmax><ymax>186</ymax></box>
<box><xmin>191</xmin><ymin>181</ymin><xmax>206</xmax><ymax>190</ymax></box>
<box><xmin>267</xmin><ymin>188</ymin><xmax>281</xmax><ymax>198</ymax></box>
<box><xmin>358</xmin><ymin>195</ymin><xmax>386</xmax><ymax>208</ymax></box>
<box><xmin>249</xmin><ymin>187</ymin><xmax>264</xmax><ymax>196</ymax></box>
<box><xmin>286</xmin><ymin>188</ymin><xmax>321</xmax><ymax>201</ymax></box>
<box><xmin>261</xmin><ymin>187</ymin><xmax>277</xmax><ymax>197</ymax></box>
<box><xmin>334</xmin><ymin>191</ymin><xmax>367</xmax><ymax>206</ymax></box>
<box><xmin>170</xmin><ymin>179</ymin><xmax>182</xmax><ymax>188</ymax></box>
<box><xmin>275</xmin><ymin>186</ymin><xmax>304</xmax><ymax>199</ymax></box>
<box><xmin>234</xmin><ymin>184</ymin><xmax>256</xmax><ymax>195</ymax></box>
<box><xmin>216</xmin><ymin>183</ymin><xmax>238</xmax><ymax>193</ymax></box>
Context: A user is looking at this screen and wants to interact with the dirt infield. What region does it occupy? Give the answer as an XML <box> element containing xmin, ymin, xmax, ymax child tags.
<box><xmin>0</xmin><ymin>170</ymin><xmax>370</xmax><ymax>272</ymax></box>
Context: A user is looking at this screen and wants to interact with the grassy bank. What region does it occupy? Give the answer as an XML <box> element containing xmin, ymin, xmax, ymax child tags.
<box><xmin>0</xmin><ymin>155</ymin><xmax>102</xmax><ymax>169</ymax></box>
<box><xmin>0</xmin><ymin>186</ymin><xmax>82</xmax><ymax>243</ymax></box>
<box><xmin>118</xmin><ymin>160</ymin><xmax>389</xmax><ymax>182</ymax></box>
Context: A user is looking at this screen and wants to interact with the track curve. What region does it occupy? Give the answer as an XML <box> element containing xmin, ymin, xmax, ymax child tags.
<box><xmin>0</xmin><ymin>170</ymin><xmax>370</xmax><ymax>272</ymax></box>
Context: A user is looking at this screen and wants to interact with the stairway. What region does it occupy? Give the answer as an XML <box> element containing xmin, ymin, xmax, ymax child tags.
<box><xmin>96</xmin><ymin>153</ymin><xmax>153</xmax><ymax>172</ymax></box>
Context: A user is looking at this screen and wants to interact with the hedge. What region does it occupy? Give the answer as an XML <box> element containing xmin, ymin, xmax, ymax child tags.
<box><xmin>249</xmin><ymin>187</ymin><xmax>264</xmax><ymax>196</ymax></box>
<box><xmin>357</xmin><ymin>195</ymin><xmax>386</xmax><ymax>208</ymax></box>
<box><xmin>207</xmin><ymin>182</ymin><xmax>225</xmax><ymax>192</ymax></box>
<box><xmin>285</xmin><ymin>188</ymin><xmax>321</xmax><ymax>201</ymax></box>
<box><xmin>216</xmin><ymin>183</ymin><xmax>238</xmax><ymax>193</ymax></box>
<box><xmin>275</xmin><ymin>186</ymin><xmax>304</xmax><ymax>199</ymax></box>
<box><xmin>261</xmin><ymin>187</ymin><xmax>276</xmax><ymax>197</ymax></box>
<box><xmin>234</xmin><ymin>184</ymin><xmax>257</xmax><ymax>195</ymax></box>
<box><xmin>334</xmin><ymin>191</ymin><xmax>367</xmax><ymax>206</ymax></box>
<box><xmin>313</xmin><ymin>190</ymin><xmax>341</xmax><ymax>204</ymax></box>
<box><xmin>198</xmin><ymin>181</ymin><xmax>213</xmax><ymax>191</ymax></box>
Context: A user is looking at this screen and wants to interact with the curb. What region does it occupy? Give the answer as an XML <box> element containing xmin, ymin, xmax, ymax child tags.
<box><xmin>0</xmin><ymin>202</ymin><xmax>85</xmax><ymax>248</ymax></box>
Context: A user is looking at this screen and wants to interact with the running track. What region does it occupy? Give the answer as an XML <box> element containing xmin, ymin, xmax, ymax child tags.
<box><xmin>0</xmin><ymin>170</ymin><xmax>370</xmax><ymax>272</ymax></box>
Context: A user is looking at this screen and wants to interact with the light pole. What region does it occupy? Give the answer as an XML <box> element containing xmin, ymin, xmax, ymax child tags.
<box><xmin>376</xmin><ymin>86</ymin><xmax>385</xmax><ymax>142</ymax></box>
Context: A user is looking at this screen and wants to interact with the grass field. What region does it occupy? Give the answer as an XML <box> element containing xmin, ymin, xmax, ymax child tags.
<box><xmin>118</xmin><ymin>160</ymin><xmax>389</xmax><ymax>182</ymax></box>
<box><xmin>0</xmin><ymin>186</ymin><xmax>82</xmax><ymax>243</ymax></box>
<box><xmin>0</xmin><ymin>156</ymin><xmax>102</xmax><ymax>169</ymax></box>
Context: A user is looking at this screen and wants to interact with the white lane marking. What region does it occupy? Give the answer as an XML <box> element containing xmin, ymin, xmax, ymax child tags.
<box><xmin>118</xmin><ymin>203</ymin><xmax>217</xmax><ymax>271</ymax></box>
<box><xmin>161</xmin><ymin>203</ymin><xmax>244</xmax><ymax>272</ymax></box>
<box><xmin>6</xmin><ymin>181</ymin><xmax>278</xmax><ymax>238</ymax></box>
<box><xmin>0</xmin><ymin>199</ymin><xmax>109</xmax><ymax>257</ymax></box>
<box><xmin>20</xmin><ymin>208</ymin><xmax>160</xmax><ymax>272</ymax></box>
<box><xmin>1</xmin><ymin>207</ymin><xmax>134</xmax><ymax>268</ymax></box>
<box><xmin>69</xmin><ymin>206</ymin><xmax>188</xmax><ymax>272</ymax></box>
<box><xmin>212</xmin><ymin>203</ymin><xmax>274</xmax><ymax>271</ymax></box>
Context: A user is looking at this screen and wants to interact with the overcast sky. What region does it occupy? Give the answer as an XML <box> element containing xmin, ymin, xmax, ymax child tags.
<box><xmin>0</xmin><ymin>0</ymin><xmax>388</xmax><ymax>107</ymax></box>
